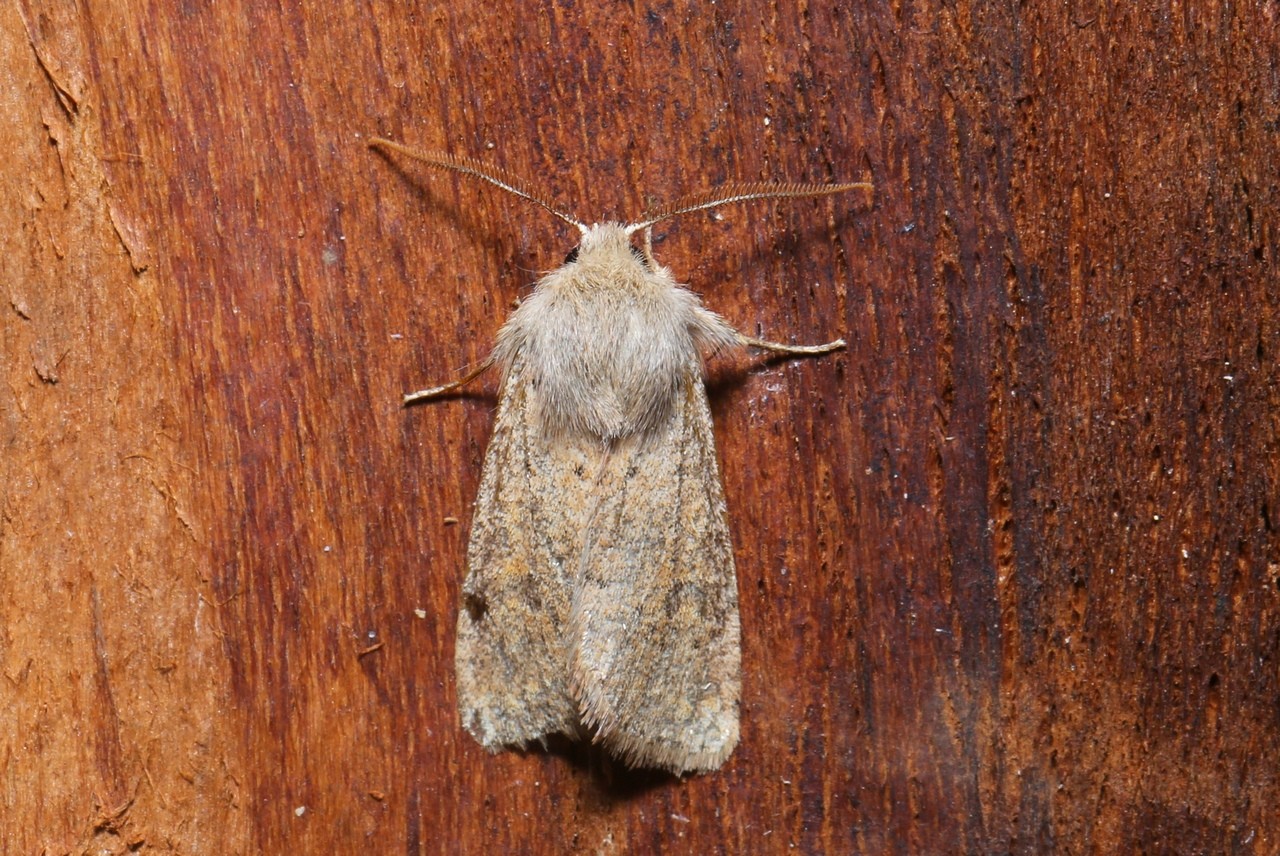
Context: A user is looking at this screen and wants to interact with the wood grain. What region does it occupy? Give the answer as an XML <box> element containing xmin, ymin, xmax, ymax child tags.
<box><xmin>1</xmin><ymin>0</ymin><xmax>1275</xmax><ymax>852</ymax></box>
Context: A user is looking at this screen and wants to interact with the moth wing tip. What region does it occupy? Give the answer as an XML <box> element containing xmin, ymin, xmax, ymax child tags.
<box><xmin>592</xmin><ymin>715</ymin><xmax>740</xmax><ymax>775</ymax></box>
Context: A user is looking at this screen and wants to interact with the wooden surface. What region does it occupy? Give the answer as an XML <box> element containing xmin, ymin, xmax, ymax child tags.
<box><xmin>2</xmin><ymin>1</ymin><xmax>1276</xmax><ymax>853</ymax></box>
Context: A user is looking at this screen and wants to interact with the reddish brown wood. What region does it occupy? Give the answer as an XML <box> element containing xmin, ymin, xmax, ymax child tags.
<box><xmin>2</xmin><ymin>0</ymin><xmax>1275</xmax><ymax>852</ymax></box>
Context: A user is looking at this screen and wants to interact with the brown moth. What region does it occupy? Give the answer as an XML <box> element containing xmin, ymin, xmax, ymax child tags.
<box><xmin>370</xmin><ymin>137</ymin><xmax>869</xmax><ymax>774</ymax></box>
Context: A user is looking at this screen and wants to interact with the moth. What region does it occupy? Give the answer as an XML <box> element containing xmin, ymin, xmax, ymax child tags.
<box><xmin>371</xmin><ymin>137</ymin><xmax>869</xmax><ymax>774</ymax></box>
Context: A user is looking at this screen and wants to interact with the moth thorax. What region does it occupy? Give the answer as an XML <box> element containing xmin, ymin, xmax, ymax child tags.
<box><xmin>531</xmin><ymin>352</ymin><xmax>692</xmax><ymax>442</ymax></box>
<box><xmin>500</xmin><ymin>228</ymin><xmax>705</xmax><ymax>442</ymax></box>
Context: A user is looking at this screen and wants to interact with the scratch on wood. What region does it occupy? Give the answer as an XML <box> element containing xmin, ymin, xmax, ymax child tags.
<box><xmin>109</xmin><ymin>202</ymin><xmax>152</xmax><ymax>275</ymax></box>
<box><xmin>16</xmin><ymin>3</ymin><xmax>79</xmax><ymax>119</ymax></box>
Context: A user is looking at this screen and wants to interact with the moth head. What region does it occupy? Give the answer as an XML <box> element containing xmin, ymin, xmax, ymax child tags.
<box><xmin>562</xmin><ymin>223</ymin><xmax>653</xmax><ymax>271</ymax></box>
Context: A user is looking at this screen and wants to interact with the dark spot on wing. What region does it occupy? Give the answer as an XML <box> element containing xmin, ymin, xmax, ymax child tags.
<box><xmin>463</xmin><ymin>592</ymin><xmax>488</xmax><ymax>621</ymax></box>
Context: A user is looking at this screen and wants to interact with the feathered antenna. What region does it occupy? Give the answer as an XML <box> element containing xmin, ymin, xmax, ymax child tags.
<box><xmin>369</xmin><ymin>137</ymin><xmax>589</xmax><ymax>234</ymax></box>
<box><xmin>626</xmin><ymin>180</ymin><xmax>873</xmax><ymax>234</ymax></box>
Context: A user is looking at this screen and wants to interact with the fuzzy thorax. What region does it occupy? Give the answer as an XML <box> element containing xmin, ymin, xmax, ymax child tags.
<box><xmin>492</xmin><ymin>223</ymin><xmax>738</xmax><ymax>441</ymax></box>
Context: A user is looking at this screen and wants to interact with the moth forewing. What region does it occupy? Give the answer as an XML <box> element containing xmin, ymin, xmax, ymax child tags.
<box><xmin>567</xmin><ymin>371</ymin><xmax>742</xmax><ymax>773</ymax></box>
<box><xmin>372</xmin><ymin>138</ymin><xmax>867</xmax><ymax>774</ymax></box>
<box><xmin>453</xmin><ymin>352</ymin><xmax>583</xmax><ymax>748</ymax></box>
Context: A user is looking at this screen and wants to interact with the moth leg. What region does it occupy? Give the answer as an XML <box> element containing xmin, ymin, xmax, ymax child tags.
<box><xmin>738</xmin><ymin>333</ymin><xmax>846</xmax><ymax>356</ymax></box>
<box><xmin>640</xmin><ymin>226</ymin><xmax>657</xmax><ymax>267</ymax></box>
<box><xmin>403</xmin><ymin>354</ymin><xmax>495</xmax><ymax>404</ymax></box>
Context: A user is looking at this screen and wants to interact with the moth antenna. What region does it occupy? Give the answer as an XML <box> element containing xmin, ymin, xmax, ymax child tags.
<box><xmin>626</xmin><ymin>180</ymin><xmax>873</xmax><ymax>234</ymax></box>
<box><xmin>369</xmin><ymin>137</ymin><xmax>589</xmax><ymax>234</ymax></box>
